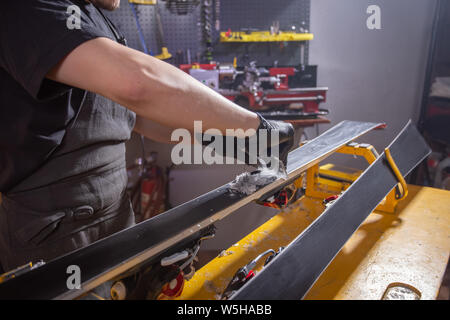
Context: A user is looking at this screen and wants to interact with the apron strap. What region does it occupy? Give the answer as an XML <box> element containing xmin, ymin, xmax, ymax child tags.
<box><xmin>12</xmin><ymin>204</ymin><xmax>95</xmax><ymax>246</ymax></box>
<box><xmin>16</xmin><ymin>211</ymin><xmax>66</xmax><ymax>245</ymax></box>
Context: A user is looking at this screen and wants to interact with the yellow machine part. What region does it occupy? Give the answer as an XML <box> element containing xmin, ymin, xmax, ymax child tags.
<box><xmin>177</xmin><ymin>185</ymin><xmax>450</xmax><ymax>300</ymax></box>
<box><xmin>220</xmin><ymin>31</ymin><xmax>314</xmax><ymax>43</ymax></box>
<box><xmin>304</xmin><ymin>143</ymin><xmax>401</xmax><ymax>213</ymax></box>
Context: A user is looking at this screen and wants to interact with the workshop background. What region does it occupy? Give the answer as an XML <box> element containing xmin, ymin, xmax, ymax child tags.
<box><xmin>104</xmin><ymin>0</ymin><xmax>445</xmax><ymax>253</ymax></box>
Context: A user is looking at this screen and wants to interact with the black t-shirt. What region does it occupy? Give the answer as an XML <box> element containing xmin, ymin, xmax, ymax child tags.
<box><xmin>0</xmin><ymin>0</ymin><xmax>131</xmax><ymax>192</ymax></box>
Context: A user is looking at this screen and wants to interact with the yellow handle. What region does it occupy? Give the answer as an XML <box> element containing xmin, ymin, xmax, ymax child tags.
<box><xmin>384</xmin><ymin>148</ymin><xmax>408</xmax><ymax>200</ymax></box>
<box><xmin>155</xmin><ymin>47</ymin><xmax>172</xmax><ymax>60</ymax></box>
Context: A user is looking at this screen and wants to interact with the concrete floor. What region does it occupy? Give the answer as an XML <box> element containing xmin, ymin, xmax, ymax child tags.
<box><xmin>437</xmin><ymin>259</ymin><xmax>450</xmax><ymax>300</ymax></box>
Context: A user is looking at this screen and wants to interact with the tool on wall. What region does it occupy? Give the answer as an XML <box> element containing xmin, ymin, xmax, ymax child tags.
<box><xmin>128</xmin><ymin>1</ymin><xmax>152</xmax><ymax>55</ymax></box>
<box><xmin>162</xmin><ymin>0</ymin><xmax>200</xmax><ymax>15</ymax></box>
<box><xmin>201</xmin><ymin>0</ymin><xmax>214</xmax><ymax>62</ymax></box>
<box><xmin>154</xmin><ymin>1</ymin><xmax>172</xmax><ymax>60</ymax></box>
<box><xmin>129</xmin><ymin>0</ymin><xmax>157</xmax><ymax>4</ymax></box>
<box><xmin>215</xmin><ymin>0</ymin><xmax>220</xmax><ymax>31</ymax></box>
<box><xmin>129</xmin><ymin>0</ymin><xmax>172</xmax><ymax>60</ymax></box>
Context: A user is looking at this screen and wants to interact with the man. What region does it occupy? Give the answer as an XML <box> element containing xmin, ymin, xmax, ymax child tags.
<box><xmin>0</xmin><ymin>0</ymin><xmax>294</xmax><ymax>273</ymax></box>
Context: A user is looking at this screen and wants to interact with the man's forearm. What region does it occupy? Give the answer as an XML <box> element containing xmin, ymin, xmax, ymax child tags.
<box><xmin>118</xmin><ymin>46</ymin><xmax>260</xmax><ymax>136</ymax></box>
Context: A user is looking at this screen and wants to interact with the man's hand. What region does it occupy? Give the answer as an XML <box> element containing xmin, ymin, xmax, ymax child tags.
<box><xmin>202</xmin><ymin>114</ymin><xmax>294</xmax><ymax>168</ymax></box>
<box><xmin>256</xmin><ymin>114</ymin><xmax>295</xmax><ymax>167</ymax></box>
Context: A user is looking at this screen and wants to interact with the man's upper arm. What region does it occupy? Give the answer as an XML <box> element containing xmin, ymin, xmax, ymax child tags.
<box><xmin>0</xmin><ymin>1</ymin><xmax>112</xmax><ymax>100</ymax></box>
<box><xmin>46</xmin><ymin>37</ymin><xmax>148</xmax><ymax>109</ymax></box>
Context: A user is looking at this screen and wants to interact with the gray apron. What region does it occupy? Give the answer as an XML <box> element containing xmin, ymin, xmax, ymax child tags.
<box><xmin>0</xmin><ymin>90</ymin><xmax>136</xmax><ymax>272</ymax></box>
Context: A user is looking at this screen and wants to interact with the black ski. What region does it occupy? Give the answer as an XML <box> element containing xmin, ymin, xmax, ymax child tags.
<box><xmin>0</xmin><ymin>120</ymin><xmax>383</xmax><ymax>299</ymax></box>
<box><xmin>231</xmin><ymin>120</ymin><xmax>430</xmax><ymax>300</ymax></box>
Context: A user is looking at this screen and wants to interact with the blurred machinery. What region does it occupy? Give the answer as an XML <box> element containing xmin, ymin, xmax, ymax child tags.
<box><xmin>180</xmin><ymin>61</ymin><xmax>328</xmax><ymax>120</ymax></box>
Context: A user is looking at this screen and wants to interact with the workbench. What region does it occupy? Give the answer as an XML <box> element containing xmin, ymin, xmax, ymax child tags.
<box><xmin>287</xmin><ymin>115</ymin><xmax>331</xmax><ymax>127</ymax></box>
<box><xmin>178</xmin><ymin>184</ymin><xmax>450</xmax><ymax>300</ymax></box>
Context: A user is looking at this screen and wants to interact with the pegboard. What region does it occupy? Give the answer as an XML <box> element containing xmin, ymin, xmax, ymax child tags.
<box><xmin>105</xmin><ymin>0</ymin><xmax>311</xmax><ymax>67</ymax></box>
<box><xmin>105</xmin><ymin>0</ymin><xmax>202</xmax><ymax>60</ymax></box>
<box><xmin>213</xmin><ymin>0</ymin><xmax>310</xmax><ymax>66</ymax></box>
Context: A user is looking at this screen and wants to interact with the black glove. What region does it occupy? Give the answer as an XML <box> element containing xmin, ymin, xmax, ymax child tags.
<box><xmin>255</xmin><ymin>113</ymin><xmax>294</xmax><ymax>167</ymax></box>
<box><xmin>201</xmin><ymin>113</ymin><xmax>294</xmax><ymax>168</ymax></box>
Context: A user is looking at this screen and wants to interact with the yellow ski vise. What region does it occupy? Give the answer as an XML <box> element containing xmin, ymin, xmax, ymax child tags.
<box><xmin>300</xmin><ymin>142</ymin><xmax>406</xmax><ymax>213</ymax></box>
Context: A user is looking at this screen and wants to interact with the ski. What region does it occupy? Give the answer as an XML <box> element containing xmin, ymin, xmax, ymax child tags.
<box><xmin>231</xmin><ymin>120</ymin><xmax>430</xmax><ymax>300</ymax></box>
<box><xmin>0</xmin><ymin>120</ymin><xmax>383</xmax><ymax>299</ymax></box>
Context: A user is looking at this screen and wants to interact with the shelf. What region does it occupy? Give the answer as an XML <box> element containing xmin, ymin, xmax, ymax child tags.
<box><xmin>220</xmin><ymin>31</ymin><xmax>314</xmax><ymax>43</ymax></box>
